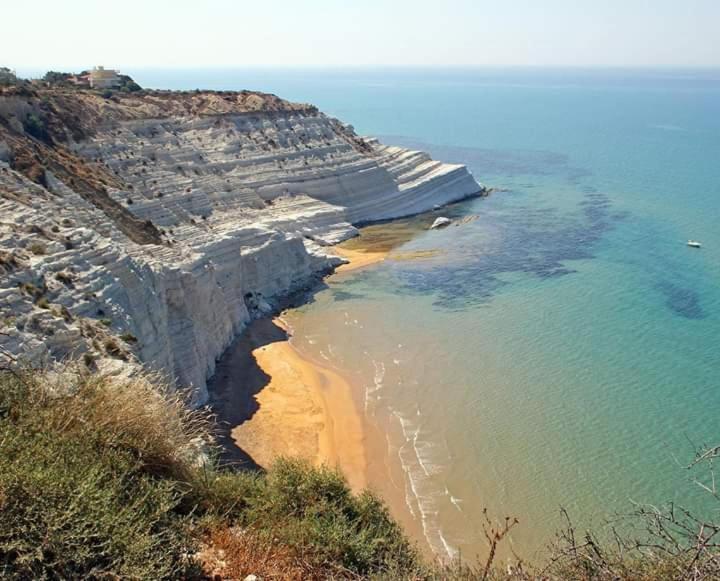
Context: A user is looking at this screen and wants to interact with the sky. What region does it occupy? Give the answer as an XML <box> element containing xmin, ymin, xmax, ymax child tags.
<box><xmin>3</xmin><ymin>0</ymin><xmax>719</xmax><ymax>73</ymax></box>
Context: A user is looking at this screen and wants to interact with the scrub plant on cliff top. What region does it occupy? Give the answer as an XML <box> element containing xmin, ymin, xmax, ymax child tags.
<box><xmin>0</xmin><ymin>364</ymin><xmax>422</xmax><ymax>579</ymax></box>
<box><xmin>0</xmin><ymin>366</ymin><xmax>207</xmax><ymax>578</ymax></box>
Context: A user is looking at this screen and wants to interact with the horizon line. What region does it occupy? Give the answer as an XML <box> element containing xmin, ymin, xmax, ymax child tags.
<box><xmin>11</xmin><ymin>64</ymin><xmax>720</xmax><ymax>73</ymax></box>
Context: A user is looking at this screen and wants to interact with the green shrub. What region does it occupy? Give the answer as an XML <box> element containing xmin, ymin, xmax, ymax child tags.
<box><xmin>22</xmin><ymin>113</ymin><xmax>50</xmax><ymax>143</ymax></box>
<box><xmin>28</xmin><ymin>241</ymin><xmax>46</xmax><ymax>255</ymax></box>
<box><xmin>42</xmin><ymin>71</ymin><xmax>72</xmax><ymax>85</ymax></box>
<box><xmin>219</xmin><ymin>457</ymin><xmax>420</xmax><ymax>575</ymax></box>
<box><xmin>0</xmin><ymin>366</ymin><xmax>424</xmax><ymax>579</ymax></box>
<box><xmin>0</xmin><ymin>370</ymin><xmax>201</xmax><ymax>579</ymax></box>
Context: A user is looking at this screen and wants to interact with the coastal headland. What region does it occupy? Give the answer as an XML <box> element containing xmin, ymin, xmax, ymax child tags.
<box><xmin>0</xmin><ymin>82</ymin><xmax>484</xmax><ymax>406</ymax></box>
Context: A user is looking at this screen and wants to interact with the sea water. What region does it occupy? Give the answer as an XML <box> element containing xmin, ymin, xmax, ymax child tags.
<box><xmin>135</xmin><ymin>68</ymin><xmax>720</xmax><ymax>560</ymax></box>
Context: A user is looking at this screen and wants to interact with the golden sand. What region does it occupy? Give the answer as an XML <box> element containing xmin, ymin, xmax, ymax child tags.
<box><xmin>228</xmin><ymin>317</ymin><xmax>367</xmax><ymax>491</ymax></box>
<box><xmin>331</xmin><ymin>246</ymin><xmax>388</xmax><ymax>273</ymax></box>
<box><xmin>218</xmin><ymin>226</ymin><xmax>434</xmax><ymax>494</ymax></box>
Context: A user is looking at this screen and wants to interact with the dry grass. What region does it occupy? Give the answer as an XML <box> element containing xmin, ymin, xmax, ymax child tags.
<box><xmin>31</xmin><ymin>366</ymin><xmax>210</xmax><ymax>481</ymax></box>
<box><xmin>200</xmin><ymin>526</ymin><xmax>347</xmax><ymax>580</ymax></box>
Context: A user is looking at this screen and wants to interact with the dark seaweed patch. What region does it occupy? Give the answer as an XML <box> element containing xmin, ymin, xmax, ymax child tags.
<box><xmin>656</xmin><ymin>281</ymin><xmax>706</xmax><ymax>320</ymax></box>
<box><xmin>331</xmin><ymin>289</ymin><xmax>366</xmax><ymax>302</ymax></box>
<box><xmin>391</xmin><ymin>191</ymin><xmax>622</xmax><ymax>309</ymax></box>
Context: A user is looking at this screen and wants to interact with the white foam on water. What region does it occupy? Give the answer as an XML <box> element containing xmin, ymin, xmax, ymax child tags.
<box><xmin>391</xmin><ymin>410</ymin><xmax>458</xmax><ymax>562</ymax></box>
<box><xmin>373</xmin><ymin>360</ymin><xmax>386</xmax><ymax>390</ymax></box>
<box><xmin>364</xmin><ymin>359</ymin><xmax>386</xmax><ymax>413</ymax></box>
<box><xmin>439</xmin><ymin>530</ymin><xmax>460</xmax><ymax>561</ymax></box>
<box><xmin>450</xmin><ymin>497</ymin><xmax>464</xmax><ymax>512</ymax></box>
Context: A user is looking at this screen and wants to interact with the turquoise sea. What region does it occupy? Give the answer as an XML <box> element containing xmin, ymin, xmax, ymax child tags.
<box><xmin>136</xmin><ymin>68</ymin><xmax>720</xmax><ymax>559</ymax></box>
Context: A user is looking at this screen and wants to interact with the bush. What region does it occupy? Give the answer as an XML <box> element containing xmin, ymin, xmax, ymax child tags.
<box><xmin>0</xmin><ymin>366</ymin><xmax>424</xmax><ymax>579</ymax></box>
<box><xmin>42</xmin><ymin>70</ymin><xmax>72</xmax><ymax>85</ymax></box>
<box><xmin>54</xmin><ymin>270</ymin><xmax>74</xmax><ymax>285</ymax></box>
<box><xmin>0</xmin><ymin>67</ymin><xmax>17</xmax><ymax>86</ymax></box>
<box><xmin>22</xmin><ymin>113</ymin><xmax>51</xmax><ymax>143</ymax></box>
<box><xmin>0</xmin><ymin>369</ymin><xmax>204</xmax><ymax>578</ymax></box>
<box><xmin>225</xmin><ymin>458</ymin><xmax>419</xmax><ymax>576</ymax></box>
<box><xmin>28</xmin><ymin>241</ymin><xmax>46</xmax><ymax>255</ymax></box>
<box><xmin>0</xmin><ymin>432</ymin><xmax>192</xmax><ymax>578</ymax></box>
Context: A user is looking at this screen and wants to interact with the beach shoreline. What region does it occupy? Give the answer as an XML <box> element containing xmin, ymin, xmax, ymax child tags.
<box><xmin>209</xmin><ymin>243</ymin><xmax>390</xmax><ymax>493</ymax></box>
<box><xmin>331</xmin><ymin>245</ymin><xmax>388</xmax><ymax>273</ymax></box>
<box><xmin>208</xmin><ymin>220</ymin><xmax>448</xmax><ymax>555</ymax></box>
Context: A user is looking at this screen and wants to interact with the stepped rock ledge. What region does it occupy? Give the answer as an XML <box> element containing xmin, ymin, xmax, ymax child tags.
<box><xmin>0</xmin><ymin>86</ymin><xmax>484</xmax><ymax>403</ymax></box>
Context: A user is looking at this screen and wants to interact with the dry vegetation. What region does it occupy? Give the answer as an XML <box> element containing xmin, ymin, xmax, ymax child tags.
<box><xmin>0</xmin><ymin>363</ymin><xmax>417</xmax><ymax>579</ymax></box>
<box><xmin>0</xmin><ymin>359</ymin><xmax>717</xmax><ymax>580</ymax></box>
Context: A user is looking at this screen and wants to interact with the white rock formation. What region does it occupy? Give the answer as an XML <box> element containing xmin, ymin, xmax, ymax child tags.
<box><xmin>430</xmin><ymin>217</ymin><xmax>452</xmax><ymax>229</ymax></box>
<box><xmin>0</xmin><ymin>95</ymin><xmax>483</xmax><ymax>403</ymax></box>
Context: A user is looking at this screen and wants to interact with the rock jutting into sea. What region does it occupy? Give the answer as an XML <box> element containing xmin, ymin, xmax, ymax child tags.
<box><xmin>0</xmin><ymin>85</ymin><xmax>484</xmax><ymax>403</ymax></box>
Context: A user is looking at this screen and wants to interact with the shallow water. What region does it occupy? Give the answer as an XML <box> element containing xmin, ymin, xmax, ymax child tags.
<box><xmin>140</xmin><ymin>68</ymin><xmax>720</xmax><ymax>559</ymax></box>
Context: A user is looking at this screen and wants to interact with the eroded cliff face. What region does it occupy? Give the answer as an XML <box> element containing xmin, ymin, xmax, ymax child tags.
<box><xmin>0</xmin><ymin>87</ymin><xmax>483</xmax><ymax>402</ymax></box>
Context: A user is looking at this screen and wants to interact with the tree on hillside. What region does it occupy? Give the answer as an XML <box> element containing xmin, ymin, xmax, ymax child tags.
<box><xmin>43</xmin><ymin>71</ymin><xmax>72</xmax><ymax>85</ymax></box>
<box><xmin>117</xmin><ymin>74</ymin><xmax>142</xmax><ymax>92</ymax></box>
<box><xmin>0</xmin><ymin>67</ymin><xmax>17</xmax><ymax>86</ymax></box>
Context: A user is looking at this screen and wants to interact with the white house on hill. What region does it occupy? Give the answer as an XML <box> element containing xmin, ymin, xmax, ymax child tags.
<box><xmin>89</xmin><ymin>66</ymin><xmax>121</xmax><ymax>89</ymax></box>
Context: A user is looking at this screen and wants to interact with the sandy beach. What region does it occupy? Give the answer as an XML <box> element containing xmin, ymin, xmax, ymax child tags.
<box><xmin>208</xmin><ymin>229</ymin><xmax>430</xmax><ymax>487</ymax></box>
<box><xmin>206</xmin><ymin>225</ymin><xmax>449</xmax><ymax>554</ymax></box>
<box><xmin>331</xmin><ymin>246</ymin><xmax>388</xmax><ymax>273</ymax></box>
<box><xmin>208</xmin><ymin>244</ymin><xmax>390</xmax><ymax>492</ymax></box>
<box><xmin>233</xmin><ymin>317</ymin><xmax>367</xmax><ymax>491</ymax></box>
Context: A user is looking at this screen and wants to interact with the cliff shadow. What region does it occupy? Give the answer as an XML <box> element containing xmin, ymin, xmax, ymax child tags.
<box><xmin>207</xmin><ymin>317</ymin><xmax>289</xmax><ymax>471</ymax></box>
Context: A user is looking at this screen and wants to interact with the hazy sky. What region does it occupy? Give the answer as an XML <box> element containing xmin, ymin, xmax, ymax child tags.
<box><xmin>4</xmin><ymin>0</ymin><xmax>719</xmax><ymax>71</ymax></box>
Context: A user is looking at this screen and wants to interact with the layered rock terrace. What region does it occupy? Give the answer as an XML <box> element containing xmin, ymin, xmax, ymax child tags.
<box><xmin>0</xmin><ymin>87</ymin><xmax>483</xmax><ymax>402</ymax></box>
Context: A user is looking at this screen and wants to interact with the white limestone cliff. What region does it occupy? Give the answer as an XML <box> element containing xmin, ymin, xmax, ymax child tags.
<box><xmin>0</xmin><ymin>91</ymin><xmax>483</xmax><ymax>403</ymax></box>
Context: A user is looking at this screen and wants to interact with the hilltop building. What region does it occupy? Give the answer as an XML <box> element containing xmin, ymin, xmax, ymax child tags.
<box><xmin>88</xmin><ymin>66</ymin><xmax>121</xmax><ymax>89</ymax></box>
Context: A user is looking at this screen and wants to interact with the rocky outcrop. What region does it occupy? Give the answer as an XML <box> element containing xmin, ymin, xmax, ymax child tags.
<box><xmin>430</xmin><ymin>217</ymin><xmax>452</xmax><ymax>229</ymax></box>
<box><xmin>0</xmin><ymin>88</ymin><xmax>484</xmax><ymax>403</ymax></box>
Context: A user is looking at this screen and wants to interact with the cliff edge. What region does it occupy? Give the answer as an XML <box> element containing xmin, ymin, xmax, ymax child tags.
<box><xmin>0</xmin><ymin>85</ymin><xmax>484</xmax><ymax>402</ymax></box>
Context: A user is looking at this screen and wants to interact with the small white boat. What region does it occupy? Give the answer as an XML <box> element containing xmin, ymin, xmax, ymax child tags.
<box><xmin>687</xmin><ymin>240</ymin><xmax>702</xmax><ymax>248</ymax></box>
